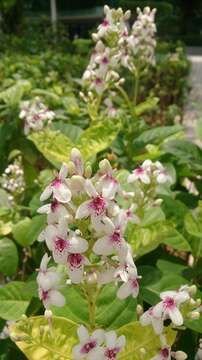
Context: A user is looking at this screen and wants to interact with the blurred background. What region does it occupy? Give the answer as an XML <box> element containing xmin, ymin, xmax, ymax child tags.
<box><xmin>0</xmin><ymin>0</ymin><xmax>202</xmax><ymax>44</ymax></box>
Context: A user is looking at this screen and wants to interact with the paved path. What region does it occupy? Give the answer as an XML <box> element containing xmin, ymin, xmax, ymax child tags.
<box><xmin>183</xmin><ymin>47</ymin><xmax>202</xmax><ymax>146</ymax></box>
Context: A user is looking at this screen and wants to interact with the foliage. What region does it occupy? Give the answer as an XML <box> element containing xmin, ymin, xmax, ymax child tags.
<box><xmin>0</xmin><ymin>4</ymin><xmax>200</xmax><ymax>360</ymax></box>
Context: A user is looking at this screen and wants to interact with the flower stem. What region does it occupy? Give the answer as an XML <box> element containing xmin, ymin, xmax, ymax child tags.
<box><xmin>82</xmin><ymin>282</ymin><xmax>101</xmax><ymax>331</ymax></box>
<box><xmin>133</xmin><ymin>68</ymin><xmax>139</xmax><ymax>106</ymax></box>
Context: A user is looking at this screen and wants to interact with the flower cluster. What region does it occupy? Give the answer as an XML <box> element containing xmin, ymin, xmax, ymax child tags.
<box><xmin>19</xmin><ymin>97</ymin><xmax>55</xmax><ymax>135</ymax></box>
<box><xmin>37</xmin><ymin>148</ymin><xmax>140</xmax><ymax>307</ymax></box>
<box><xmin>128</xmin><ymin>159</ymin><xmax>172</xmax><ymax>210</ymax></box>
<box><xmin>140</xmin><ymin>285</ymin><xmax>200</xmax><ymax>359</ymax></box>
<box><xmin>0</xmin><ymin>157</ymin><xmax>25</xmax><ymax>203</ymax></box>
<box><xmin>72</xmin><ymin>325</ymin><xmax>125</xmax><ymax>360</ymax></box>
<box><xmin>36</xmin><ymin>149</ymin><xmax>199</xmax><ymax>360</ymax></box>
<box><xmin>81</xmin><ymin>5</ymin><xmax>157</xmax><ymax>111</ymax></box>
<box><xmin>127</xmin><ymin>7</ymin><xmax>157</xmax><ymax>65</ymax></box>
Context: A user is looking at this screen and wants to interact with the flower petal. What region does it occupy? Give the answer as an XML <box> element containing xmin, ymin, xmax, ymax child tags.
<box><xmin>77</xmin><ymin>325</ymin><xmax>89</xmax><ymax>343</ymax></box>
<box><xmin>72</xmin><ymin>344</ymin><xmax>84</xmax><ymax>360</ymax></box>
<box><xmin>49</xmin><ymin>289</ymin><xmax>65</xmax><ymax>307</ymax></box>
<box><xmin>105</xmin><ymin>331</ymin><xmax>116</xmax><ymax>348</ymax></box>
<box><xmin>37</xmin><ymin>204</ymin><xmax>51</xmax><ymax>214</ymax></box>
<box><xmin>93</xmin><ymin>236</ymin><xmax>114</xmax><ymax>256</ymax></box>
<box><xmin>85</xmin><ymin>179</ymin><xmax>98</xmax><ymax>197</ymax></box>
<box><xmin>53</xmin><ymin>183</ymin><xmax>71</xmax><ymax>203</ymax></box>
<box><xmin>152</xmin><ymin>317</ymin><xmax>163</xmax><ymax>335</ymax></box>
<box><xmin>69</xmin><ymin>234</ymin><xmax>88</xmax><ymax>253</ymax></box>
<box><xmin>117</xmin><ymin>282</ymin><xmax>132</xmax><ymax>300</ymax></box>
<box><xmin>168</xmin><ymin>307</ymin><xmax>183</xmax><ymax>326</ymax></box>
<box><xmin>92</xmin><ymin>329</ymin><xmax>105</xmax><ymax>345</ymax></box>
<box><xmin>116</xmin><ymin>335</ymin><xmax>126</xmax><ymax>349</ymax></box>
<box><xmin>67</xmin><ymin>267</ymin><xmax>84</xmax><ymax>284</ymax></box>
<box><xmin>76</xmin><ymin>201</ymin><xmax>91</xmax><ymax>219</ymax></box>
<box><xmin>40</xmin><ymin>185</ymin><xmax>53</xmax><ymax>201</ymax></box>
<box><xmin>59</xmin><ymin>163</ymin><xmax>68</xmax><ymax>180</ymax></box>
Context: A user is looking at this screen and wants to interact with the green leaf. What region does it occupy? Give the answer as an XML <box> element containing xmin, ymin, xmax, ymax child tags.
<box><xmin>156</xmin><ymin>259</ymin><xmax>188</xmax><ymax>275</ymax></box>
<box><xmin>12</xmin><ymin>215</ymin><xmax>46</xmax><ymax>247</ymax></box>
<box><xmin>162</xmin><ymin>139</ymin><xmax>202</xmax><ymax>172</ymax></box>
<box><xmin>53</xmin><ymin>122</ymin><xmax>83</xmax><ymax>142</ymax></box>
<box><xmin>29</xmin><ymin>129</ymin><xmax>74</xmax><ymax>168</ymax></box>
<box><xmin>96</xmin><ymin>284</ymin><xmax>137</xmax><ymax>329</ymax></box>
<box><xmin>11</xmin><ymin>317</ymin><xmax>176</xmax><ymax>360</ymax></box>
<box><xmin>11</xmin><ymin>316</ymin><xmax>77</xmax><ymax>360</ymax></box>
<box><xmin>141</xmin><ymin>207</ymin><xmax>165</xmax><ymax>226</ymax></box>
<box><xmin>195</xmin><ymin>119</ymin><xmax>202</xmax><ymax>140</ymax></box>
<box><xmin>141</xmin><ymin>273</ymin><xmax>188</xmax><ymax>306</ymax></box>
<box><xmin>0</xmin><ymin>282</ymin><xmax>31</xmax><ymax>320</ymax></box>
<box><xmin>0</xmin><ymin>80</ymin><xmax>31</xmax><ymax>106</ymax></box>
<box><xmin>127</xmin><ymin>222</ymin><xmax>168</xmax><ymax>257</ymax></box>
<box><xmin>77</xmin><ymin>119</ymin><xmax>120</xmax><ymax>160</ymax></box>
<box><xmin>52</xmin><ymin>284</ymin><xmax>137</xmax><ymax>330</ymax></box>
<box><xmin>62</xmin><ymin>96</ymin><xmax>80</xmax><ymax>115</ymax></box>
<box><xmin>128</xmin><ymin>221</ymin><xmax>191</xmax><ymax>257</ymax></box>
<box><xmin>117</xmin><ymin>322</ymin><xmax>176</xmax><ymax>360</ymax></box>
<box><xmin>133</xmin><ymin>125</ymin><xmax>183</xmax><ymax>150</ymax></box>
<box><xmin>0</xmin><ymin>237</ymin><xmax>18</xmax><ymax>277</ymax></box>
<box><xmin>184</xmin><ymin>212</ymin><xmax>202</xmax><ymax>238</ymax></box>
<box><xmin>163</xmin><ymin>228</ymin><xmax>191</xmax><ymax>251</ymax></box>
<box><xmin>29</xmin><ymin>120</ymin><xmax>120</xmax><ymax>168</ymax></box>
<box><xmin>51</xmin><ymin>286</ymin><xmax>88</xmax><ymax>325</ymax></box>
<box><xmin>0</xmin><ymin>220</ymin><xmax>12</xmax><ymax>236</ymax></box>
<box><xmin>133</xmin><ymin>97</ymin><xmax>159</xmax><ymax>117</ymax></box>
<box><xmin>185</xmin><ymin>314</ymin><xmax>202</xmax><ymax>333</ymax></box>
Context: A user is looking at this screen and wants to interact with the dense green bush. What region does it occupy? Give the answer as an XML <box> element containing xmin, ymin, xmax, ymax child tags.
<box><xmin>0</xmin><ymin>5</ymin><xmax>201</xmax><ymax>359</ymax></box>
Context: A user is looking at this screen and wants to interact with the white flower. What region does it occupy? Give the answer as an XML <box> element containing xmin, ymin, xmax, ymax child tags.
<box><xmin>153</xmin><ymin>162</ymin><xmax>171</xmax><ymax>184</ymax></box>
<box><xmin>93</xmin><ymin>214</ymin><xmax>127</xmax><ymax>256</ymax></box>
<box><xmin>115</xmin><ymin>244</ymin><xmax>137</xmax><ymax>282</ymax></box>
<box><xmin>153</xmin><ymin>290</ymin><xmax>190</xmax><ymax>327</ymax></box>
<box><xmin>37</xmin><ymin>254</ymin><xmax>65</xmax><ymax>309</ymax></box>
<box><xmin>103</xmin><ymin>331</ymin><xmax>126</xmax><ymax>359</ymax></box>
<box><xmin>66</xmin><ymin>253</ymin><xmax>90</xmax><ymax>284</ymax></box>
<box><xmin>97</xmin><ymin>159</ymin><xmax>119</xmax><ymax>199</ymax></box>
<box><xmin>20</xmin><ymin>97</ymin><xmax>55</xmax><ymax>135</ymax></box>
<box><xmin>128</xmin><ymin>160</ymin><xmax>152</xmax><ymax>184</ymax></box>
<box><xmin>140</xmin><ymin>306</ymin><xmax>163</xmax><ymax>335</ymax></box>
<box><xmin>43</xmin><ymin>221</ymin><xmax>88</xmax><ymax>264</ymax></box>
<box><xmin>117</xmin><ymin>268</ymin><xmax>139</xmax><ymax>300</ymax></box>
<box><xmin>38</xmin><ymin>287</ymin><xmax>65</xmax><ymax>309</ymax></box>
<box><xmin>37</xmin><ymin>253</ymin><xmax>61</xmax><ymax>291</ymax></box>
<box><xmin>72</xmin><ymin>325</ymin><xmax>105</xmax><ymax>360</ymax></box>
<box><xmin>40</xmin><ymin>163</ymin><xmax>71</xmax><ymax>203</ymax></box>
<box><xmin>71</xmin><ymin>148</ymin><xmax>84</xmax><ymax>176</ymax></box>
<box><xmin>76</xmin><ymin>180</ymin><xmax>117</xmax><ymax>233</ymax></box>
<box><xmin>150</xmin><ymin>346</ymin><xmax>171</xmax><ymax>360</ymax></box>
<box><xmin>37</xmin><ymin>199</ymin><xmax>69</xmax><ymax>224</ymax></box>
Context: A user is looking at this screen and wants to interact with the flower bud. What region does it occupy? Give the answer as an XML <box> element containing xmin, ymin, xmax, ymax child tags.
<box><xmin>67</xmin><ymin>161</ymin><xmax>76</xmax><ymax>176</ymax></box>
<box><xmin>104</xmin><ymin>5</ymin><xmax>110</xmax><ymax>15</ymax></box>
<box><xmin>188</xmin><ymin>311</ymin><xmax>200</xmax><ymax>320</ymax></box>
<box><xmin>21</xmin><ymin>314</ymin><xmax>27</xmax><ymax>320</ymax></box>
<box><xmin>174</xmin><ymin>351</ymin><xmax>187</xmax><ymax>360</ymax></box>
<box><xmin>124</xmin><ymin>10</ymin><xmax>131</xmax><ymax>20</ymax></box>
<box><xmin>84</xmin><ymin>165</ymin><xmax>92</xmax><ymax>178</ymax></box>
<box><xmin>139</xmin><ymin>348</ymin><xmax>147</xmax><ymax>355</ymax></box>
<box><xmin>188</xmin><ymin>285</ymin><xmax>197</xmax><ymax>296</ymax></box>
<box><xmin>96</xmin><ymin>40</ymin><xmax>105</xmax><ymax>52</ymax></box>
<box><xmin>136</xmin><ymin>304</ymin><xmax>143</xmax><ymax>316</ymax></box>
<box><xmin>86</xmin><ymin>272</ymin><xmax>97</xmax><ymax>285</ymax></box>
<box><xmin>92</xmin><ymin>33</ymin><xmax>98</xmax><ymax>42</ymax></box>
<box><xmin>99</xmin><ymin>159</ymin><xmax>111</xmax><ymax>172</ymax></box>
<box><xmin>71</xmin><ymin>175</ymin><xmax>85</xmax><ymax>192</ymax></box>
<box><xmin>44</xmin><ymin>310</ymin><xmax>52</xmax><ymax>319</ymax></box>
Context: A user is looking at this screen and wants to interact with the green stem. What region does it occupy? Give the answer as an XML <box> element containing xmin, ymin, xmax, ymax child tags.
<box><xmin>82</xmin><ymin>283</ymin><xmax>101</xmax><ymax>331</ymax></box>
<box><xmin>133</xmin><ymin>68</ymin><xmax>139</xmax><ymax>106</ymax></box>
